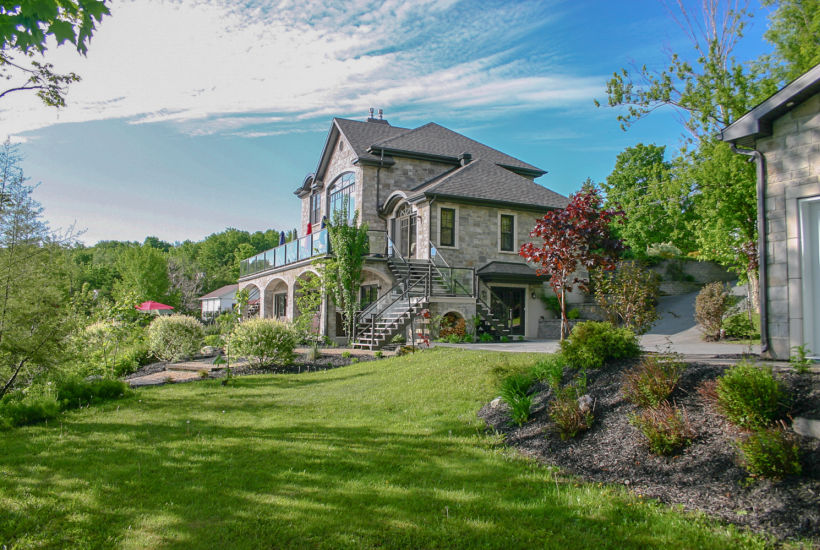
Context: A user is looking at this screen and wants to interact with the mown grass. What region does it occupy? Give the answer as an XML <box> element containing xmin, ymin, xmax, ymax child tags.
<box><xmin>0</xmin><ymin>348</ymin><xmax>770</xmax><ymax>549</ymax></box>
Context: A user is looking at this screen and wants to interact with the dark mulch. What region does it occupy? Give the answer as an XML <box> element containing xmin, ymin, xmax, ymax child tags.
<box><xmin>478</xmin><ymin>359</ymin><xmax>820</xmax><ymax>544</ymax></box>
<box><xmin>225</xmin><ymin>352</ymin><xmax>376</xmax><ymax>377</ymax></box>
<box><xmin>123</xmin><ymin>361</ymin><xmax>167</xmax><ymax>380</ymax></box>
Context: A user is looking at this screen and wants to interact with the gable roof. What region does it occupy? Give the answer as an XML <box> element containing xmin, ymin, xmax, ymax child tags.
<box><xmin>371</xmin><ymin>122</ymin><xmax>545</xmax><ymax>176</ymax></box>
<box><xmin>720</xmin><ymin>62</ymin><xmax>820</xmax><ymax>148</ymax></box>
<box><xmin>198</xmin><ymin>284</ymin><xmax>238</xmax><ymax>301</ymax></box>
<box><xmin>407</xmin><ymin>158</ymin><xmax>568</xmax><ymax>211</ymax></box>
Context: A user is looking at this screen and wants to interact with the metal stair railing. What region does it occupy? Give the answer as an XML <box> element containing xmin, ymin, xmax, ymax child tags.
<box><xmin>428</xmin><ymin>243</ymin><xmax>474</xmax><ymax>297</ymax></box>
<box><xmin>475</xmin><ymin>279</ymin><xmax>513</xmax><ymax>335</ymax></box>
<box><xmin>355</xmin><ymin>273</ymin><xmax>430</xmax><ymax>349</ymax></box>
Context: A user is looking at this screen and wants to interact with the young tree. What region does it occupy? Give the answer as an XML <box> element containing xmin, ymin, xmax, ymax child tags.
<box><xmin>602</xmin><ymin>143</ymin><xmax>695</xmax><ymax>254</ymax></box>
<box><xmin>593</xmin><ymin>261</ymin><xmax>661</xmax><ymax>334</ymax></box>
<box><xmin>0</xmin><ymin>141</ymin><xmax>75</xmax><ymax>397</ymax></box>
<box><xmin>294</xmin><ymin>272</ymin><xmax>323</xmax><ymax>347</ymax></box>
<box><xmin>520</xmin><ymin>187</ymin><xmax>624</xmax><ymax>340</ymax></box>
<box><xmin>322</xmin><ymin>211</ymin><xmax>368</xmax><ymax>341</ymax></box>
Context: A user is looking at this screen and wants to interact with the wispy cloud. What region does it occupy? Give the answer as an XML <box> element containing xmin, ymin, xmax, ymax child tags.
<box><xmin>1</xmin><ymin>0</ymin><xmax>605</xmax><ymax>138</ymax></box>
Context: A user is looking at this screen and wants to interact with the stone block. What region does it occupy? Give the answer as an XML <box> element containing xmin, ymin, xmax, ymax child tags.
<box><xmin>768</xmin><ymin>337</ymin><xmax>790</xmax><ymax>360</ymax></box>
<box><xmin>767</xmin><ymin>262</ymin><xmax>787</xmax><ymax>286</ymax></box>
<box><xmin>793</xmin><ymin>417</ymin><xmax>820</xmax><ymax>440</ymax></box>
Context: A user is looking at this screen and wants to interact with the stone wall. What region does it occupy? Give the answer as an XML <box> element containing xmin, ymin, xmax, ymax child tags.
<box><xmin>755</xmin><ymin>92</ymin><xmax>820</xmax><ymax>359</ymax></box>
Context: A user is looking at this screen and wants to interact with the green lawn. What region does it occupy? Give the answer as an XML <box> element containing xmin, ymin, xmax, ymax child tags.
<box><xmin>1</xmin><ymin>348</ymin><xmax>768</xmax><ymax>549</ymax></box>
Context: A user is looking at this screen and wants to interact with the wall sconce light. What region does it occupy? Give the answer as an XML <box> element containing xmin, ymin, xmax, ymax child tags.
<box><xmin>530</xmin><ymin>291</ymin><xmax>537</xmax><ymax>299</ymax></box>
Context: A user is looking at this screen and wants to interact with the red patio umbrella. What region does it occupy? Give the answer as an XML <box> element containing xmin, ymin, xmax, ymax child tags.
<box><xmin>135</xmin><ymin>301</ymin><xmax>174</xmax><ymax>312</ymax></box>
<box><xmin>306</xmin><ymin>222</ymin><xmax>313</xmax><ymax>235</ymax></box>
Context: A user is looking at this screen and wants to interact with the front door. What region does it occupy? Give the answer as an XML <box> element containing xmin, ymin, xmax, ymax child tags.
<box><xmin>491</xmin><ymin>286</ymin><xmax>525</xmax><ymax>336</ymax></box>
<box><xmin>392</xmin><ymin>203</ymin><xmax>417</xmax><ymax>259</ymax></box>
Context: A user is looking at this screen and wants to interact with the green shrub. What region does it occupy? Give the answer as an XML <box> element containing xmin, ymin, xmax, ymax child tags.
<box><xmin>57</xmin><ymin>377</ymin><xmax>131</xmax><ymax>409</ymax></box>
<box><xmin>390</xmin><ymin>334</ymin><xmax>406</xmax><ymax>345</ymax></box>
<box><xmin>715</xmin><ymin>362</ymin><xmax>785</xmax><ymax>429</ymax></box>
<box><xmin>374</xmin><ymin>351</ymin><xmax>383</xmax><ymax>359</ymax></box>
<box><xmin>463</xmin><ymin>334</ymin><xmax>475</xmax><ymax>343</ymax></box>
<box><xmin>500</xmin><ymin>335</ymin><xmax>510</xmax><ymax>343</ymax></box>
<box><xmin>593</xmin><ymin>260</ymin><xmax>661</xmax><ymax>335</ymax></box>
<box><xmin>112</xmin><ymin>338</ymin><xmax>151</xmax><ymax>377</ymax></box>
<box><xmin>622</xmin><ymin>353</ymin><xmax>684</xmax><ymax>408</ymax></box>
<box><xmin>341</xmin><ymin>350</ymin><xmax>352</xmax><ymax>359</ymax></box>
<box><xmin>447</xmin><ymin>333</ymin><xmax>462</xmax><ymax>344</ymax></box>
<box><xmin>531</xmin><ymin>354</ymin><xmax>564</xmax><ymax>391</ymax></box>
<box><xmin>480</xmin><ymin>333</ymin><xmax>494</xmax><ymax>343</ymax></box>
<box><xmin>789</xmin><ymin>344</ymin><xmax>813</xmax><ymax>374</ymax></box>
<box><xmin>549</xmin><ymin>381</ymin><xmax>593</xmax><ymax>440</ymax></box>
<box><xmin>0</xmin><ymin>393</ymin><xmax>59</xmax><ymax>429</ymax></box>
<box><xmin>227</xmin><ymin>319</ymin><xmax>298</xmax><ymax>368</ymax></box>
<box><xmin>722</xmin><ymin>313</ymin><xmax>759</xmax><ymax>340</ymax></box>
<box><xmin>540</xmin><ymin>294</ymin><xmax>561</xmax><ymax>316</ymax></box>
<box><xmin>559</xmin><ymin>321</ymin><xmax>640</xmax><ymax>369</ymax></box>
<box><xmin>204</xmin><ymin>334</ymin><xmax>222</xmax><ymax>348</ymax></box>
<box><xmin>567</xmin><ymin>308</ymin><xmax>581</xmax><ymax>320</ymax></box>
<box><xmin>629</xmin><ymin>401</ymin><xmax>694</xmax><ymax>455</ymax></box>
<box><xmin>737</xmin><ymin>425</ymin><xmax>802</xmax><ymax>479</ymax></box>
<box><xmin>147</xmin><ymin>315</ymin><xmax>204</xmax><ymax>362</ymax></box>
<box><xmin>499</xmin><ymin>373</ymin><xmax>534</xmax><ymax>426</ymax></box>
<box><xmin>695</xmin><ymin>282</ymin><xmax>729</xmax><ymax>340</ymax></box>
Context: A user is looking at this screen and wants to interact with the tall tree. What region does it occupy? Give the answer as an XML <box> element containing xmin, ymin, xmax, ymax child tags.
<box><xmin>760</xmin><ymin>0</ymin><xmax>820</xmax><ymax>82</ymax></box>
<box><xmin>321</xmin><ymin>212</ymin><xmax>368</xmax><ymax>341</ymax></box>
<box><xmin>1</xmin><ymin>0</ymin><xmax>109</xmax><ymax>107</ymax></box>
<box><xmin>603</xmin><ymin>143</ymin><xmax>695</xmax><ymax>254</ymax></box>
<box><xmin>113</xmin><ymin>244</ymin><xmax>172</xmax><ymax>306</ymax></box>
<box><xmin>520</xmin><ymin>187</ymin><xmax>624</xmax><ymax>340</ymax></box>
<box><xmin>0</xmin><ymin>141</ymin><xmax>75</xmax><ymax>397</ymax></box>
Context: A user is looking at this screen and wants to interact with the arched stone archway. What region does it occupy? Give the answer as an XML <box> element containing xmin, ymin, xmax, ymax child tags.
<box><xmin>263</xmin><ymin>278</ymin><xmax>288</xmax><ymax>320</ymax></box>
<box><xmin>238</xmin><ymin>283</ymin><xmax>261</xmax><ymax>318</ymax></box>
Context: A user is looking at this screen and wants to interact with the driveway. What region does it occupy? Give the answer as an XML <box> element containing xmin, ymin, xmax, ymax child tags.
<box><xmin>436</xmin><ymin>290</ymin><xmax>760</xmax><ymax>357</ymax></box>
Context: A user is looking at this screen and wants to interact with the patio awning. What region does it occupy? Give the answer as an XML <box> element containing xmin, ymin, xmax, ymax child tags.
<box><xmin>476</xmin><ymin>261</ymin><xmax>542</xmax><ymax>284</ymax></box>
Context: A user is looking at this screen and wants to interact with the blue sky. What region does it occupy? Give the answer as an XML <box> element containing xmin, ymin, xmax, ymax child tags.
<box><xmin>2</xmin><ymin>0</ymin><xmax>775</xmax><ymax>245</ymax></box>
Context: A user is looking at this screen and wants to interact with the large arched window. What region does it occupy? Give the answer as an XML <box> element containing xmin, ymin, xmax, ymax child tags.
<box><xmin>328</xmin><ymin>172</ymin><xmax>356</xmax><ymax>224</ymax></box>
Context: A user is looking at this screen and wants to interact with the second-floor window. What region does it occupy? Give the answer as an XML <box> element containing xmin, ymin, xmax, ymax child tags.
<box><xmin>500</xmin><ymin>214</ymin><xmax>515</xmax><ymax>252</ymax></box>
<box><xmin>310</xmin><ymin>192</ymin><xmax>321</xmax><ymax>225</ymax></box>
<box><xmin>329</xmin><ymin>172</ymin><xmax>356</xmax><ymax>224</ymax></box>
<box><xmin>440</xmin><ymin>208</ymin><xmax>455</xmax><ymax>247</ymax></box>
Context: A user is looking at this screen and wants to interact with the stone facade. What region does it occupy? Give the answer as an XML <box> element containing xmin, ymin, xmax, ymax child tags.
<box><xmin>240</xmin><ymin>117</ymin><xmax>567</xmax><ymax>342</ymax></box>
<box><xmin>756</xmin><ymin>93</ymin><xmax>820</xmax><ymax>358</ymax></box>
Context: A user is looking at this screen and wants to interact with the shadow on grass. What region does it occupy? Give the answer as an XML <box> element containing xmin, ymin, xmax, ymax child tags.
<box><xmin>0</xmin><ymin>353</ymin><xmax>764</xmax><ymax>549</ymax></box>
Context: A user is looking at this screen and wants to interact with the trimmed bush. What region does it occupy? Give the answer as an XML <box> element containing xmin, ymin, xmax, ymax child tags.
<box><xmin>531</xmin><ymin>354</ymin><xmax>564</xmax><ymax>391</ymax></box>
<box><xmin>147</xmin><ymin>314</ymin><xmax>204</xmax><ymax>362</ymax></box>
<box><xmin>227</xmin><ymin>319</ymin><xmax>298</xmax><ymax>368</ymax></box>
<box><xmin>737</xmin><ymin>425</ymin><xmax>802</xmax><ymax>479</ymax></box>
<box><xmin>499</xmin><ymin>373</ymin><xmax>534</xmax><ymax>426</ymax></box>
<box><xmin>559</xmin><ymin>321</ymin><xmax>640</xmax><ymax>369</ymax></box>
<box><xmin>629</xmin><ymin>401</ymin><xmax>694</xmax><ymax>455</ymax></box>
<box><xmin>715</xmin><ymin>362</ymin><xmax>785</xmax><ymax>429</ymax></box>
<box><xmin>695</xmin><ymin>282</ymin><xmax>729</xmax><ymax>340</ymax></box>
<box><xmin>622</xmin><ymin>353</ymin><xmax>684</xmax><ymax>408</ymax></box>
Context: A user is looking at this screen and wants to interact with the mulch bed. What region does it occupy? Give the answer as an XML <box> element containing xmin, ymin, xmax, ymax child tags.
<box><xmin>223</xmin><ymin>353</ymin><xmax>376</xmax><ymax>377</ymax></box>
<box><xmin>478</xmin><ymin>359</ymin><xmax>820</xmax><ymax>544</ymax></box>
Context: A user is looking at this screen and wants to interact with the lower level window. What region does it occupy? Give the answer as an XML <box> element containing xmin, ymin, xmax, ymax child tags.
<box><xmin>360</xmin><ymin>285</ymin><xmax>379</xmax><ymax>308</ymax></box>
<box><xmin>274</xmin><ymin>293</ymin><xmax>287</xmax><ymax>318</ymax></box>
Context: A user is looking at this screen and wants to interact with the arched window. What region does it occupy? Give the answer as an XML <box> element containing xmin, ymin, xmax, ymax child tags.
<box><xmin>328</xmin><ymin>172</ymin><xmax>356</xmax><ymax>224</ymax></box>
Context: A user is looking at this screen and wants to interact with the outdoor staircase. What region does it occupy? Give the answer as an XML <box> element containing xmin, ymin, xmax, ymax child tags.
<box><xmin>352</xmin><ymin>252</ymin><xmax>512</xmax><ymax>350</ymax></box>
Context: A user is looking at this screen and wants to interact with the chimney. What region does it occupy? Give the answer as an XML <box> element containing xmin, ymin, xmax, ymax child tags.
<box><xmin>366</xmin><ymin>107</ymin><xmax>389</xmax><ymax>124</ymax></box>
<box><xmin>459</xmin><ymin>152</ymin><xmax>472</xmax><ymax>166</ymax></box>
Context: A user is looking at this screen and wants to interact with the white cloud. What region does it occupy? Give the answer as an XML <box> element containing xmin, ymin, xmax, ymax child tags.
<box><xmin>0</xmin><ymin>0</ymin><xmax>603</xmax><ymax>138</ymax></box>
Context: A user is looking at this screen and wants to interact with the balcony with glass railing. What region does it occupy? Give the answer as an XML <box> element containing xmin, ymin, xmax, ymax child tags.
<box><xmin>239</xmin><ymin>229</ymin><xmax>329</xmax><ymax>278</ymax></box>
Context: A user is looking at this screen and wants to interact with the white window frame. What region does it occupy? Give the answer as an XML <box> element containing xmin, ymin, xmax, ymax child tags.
<box><xmin>437</xmin><ymin>205</ymin><xmax>459</xmax><ymax>249</ymax></box>
<box><xmin>498</xmin><ymin>212</ymin><xmax>517</xmax><ymax>254</ymax></box>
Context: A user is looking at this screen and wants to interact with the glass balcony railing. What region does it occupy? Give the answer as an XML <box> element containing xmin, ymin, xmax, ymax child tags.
<box><xmin>239</xmin><ymin>229</ymin><xmax>330</xmax><ymax>278</ymax></box>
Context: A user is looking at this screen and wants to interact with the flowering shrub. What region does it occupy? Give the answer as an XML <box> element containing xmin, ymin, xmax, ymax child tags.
<box><xmin>227</xmin><ymin>319</ymin><xmax>298</xmax><ymax>368</ymax></box>
<box><xmin>147</xmin><ymin>315</ymin><xmax>204</xmax><ymax>362</ymax></box>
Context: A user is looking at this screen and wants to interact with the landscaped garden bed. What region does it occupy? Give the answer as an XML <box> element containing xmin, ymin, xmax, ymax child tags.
<box><xmin>479</xmin><ymin>356</ymin><xmax>820</xmax><ymax>543</ymax></box>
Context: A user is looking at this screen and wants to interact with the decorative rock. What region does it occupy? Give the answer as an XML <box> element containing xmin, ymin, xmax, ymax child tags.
<box><xmin>577</xmin><ymin>394</ymin><xmax>593</xmax><ymax>414</ymax></box>
<box><xmin>792</xmin><ymin>416</ymin><xmax>820</xmax><ymax>440</ymax></box>
<box><xmin>489</xmin><ymin>397</ymin><xmax>503</xmax><ymax>409</ymax></box>
<box><xmin>200</xmin><ymin>346</ymin><xmax>217</xmax><ymax>356</ymax></box>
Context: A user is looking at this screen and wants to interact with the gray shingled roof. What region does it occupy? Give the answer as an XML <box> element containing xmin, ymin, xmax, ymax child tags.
<box><xmin>333</xmin><ymin>118</ymin><xmax>409</xmax><ymax>164</ymax></box>
<box><xmin>372</xmin><ymin>122</ymin><xmax>545</xmax><ymax>175</ymax></box>
<box><xmin>410</xmin><ymin>159</ymin><xmax>568</xmax><ymax>210</ymax></box>
<box><xmin>477</xmin><ymin>261</ymin><xmax>542</xmax><ymax>282</ymax></box>
<box><xmin>198</xmin><ymin>284</ymin><xmax>238</xmax><ymax>300</ymax></box>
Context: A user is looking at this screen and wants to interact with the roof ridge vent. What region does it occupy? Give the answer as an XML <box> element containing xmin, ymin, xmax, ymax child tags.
<box><xmin>459</xmin><ymin>152</ymin><xmax>472</xmax><ymax>166</ymax></box>
<box><xmin>367</xmin><ymin>107</ymin><xmax>389</xmax><ymax>124</ymax></box>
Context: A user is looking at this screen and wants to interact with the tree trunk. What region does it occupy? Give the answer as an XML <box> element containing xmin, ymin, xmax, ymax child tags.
<box><xmin>747</xmin><ymin>268</ymin><xmax>760</xmax><ymax>314</ymax></box>
<box><xmin>559</xmin><ymin>288</ymin><xmax>568</xmax><ymax>341</ymax></box>
<box><xmin>0</xmin><ymin>357</ymin><xmax>27</xmax><ymax>399</ymax></box>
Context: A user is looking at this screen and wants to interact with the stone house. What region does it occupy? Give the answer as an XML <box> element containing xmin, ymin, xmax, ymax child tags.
<box><xmin>720</xmin><ymin>62</ymin><xmax>820</xmax><ymax>359</ymax></box>
<box><xmin>238</xmin><ymin>112</ymin><xmax>570</xmax><ymax>347</ymax></box>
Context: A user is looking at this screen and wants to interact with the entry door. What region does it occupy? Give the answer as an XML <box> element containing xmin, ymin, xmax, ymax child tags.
<box><xmin>491</xmin><ymin>287</ymin><xmax>525</xmax><ymax>335</ymax></box>
<box><xmin>397</xmin><ymin>215</ymin><xmax>417</xmax><ymax>259</ymax></box>
<box><xmin>801</xmin><ymin>198</ymin><xmax>820</xmax><ymax>356</ymax></box>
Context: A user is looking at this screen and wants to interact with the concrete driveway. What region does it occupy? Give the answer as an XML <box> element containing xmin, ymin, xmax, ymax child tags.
<box><xmin>435</xmin><ymin>290</ymin><xmax>760</xmax><ymax>357</ymax></box>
